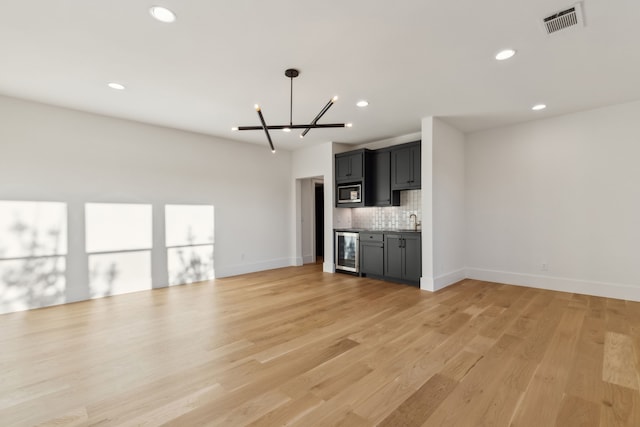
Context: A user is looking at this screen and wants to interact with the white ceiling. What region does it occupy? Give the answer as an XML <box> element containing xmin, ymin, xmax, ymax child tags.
<box><xmin>1</xmin><ymin>0</ymin><xmax>639</xmax><ymax>151</ymax></box>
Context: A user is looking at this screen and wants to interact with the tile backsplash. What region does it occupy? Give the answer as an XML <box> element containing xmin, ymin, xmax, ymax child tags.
<box><xmin>351</xmin><ymin>190</ymin><xmax>422</xmax><ymax>230</ymax></box>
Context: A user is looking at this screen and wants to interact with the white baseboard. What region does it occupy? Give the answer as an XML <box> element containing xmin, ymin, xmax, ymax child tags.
<box><xmin>302</xmin><ymin>255</ymin><xmax>315</xmax><ymax>264</ymax></box>
<box><xmin>215</xmin><ymin>258</ymin><xmax>296</xmax><ymax>278</ymax></box>
<box><xmin>466</xmin><ymin>267</ymin><xmax>640</xmax><ymax>302</ymax></box>
<box><xmin>323</xmin><ymin>261</ymin><xmax>335</xmax><ymax>273</ymax></box>
<box><xmin>434</xmin><ymin>269</ymin><xmax>467</xmax><ymax>291</ymax></box>
<box><xmin>420</xmin><ymin>276</ymin><xmax>435</xmax><ymax>291</ymax></box>
<box><xmin>421</xmin><ymin>268</ymin><xmax>466</xmax><ymax>292</ymax></box>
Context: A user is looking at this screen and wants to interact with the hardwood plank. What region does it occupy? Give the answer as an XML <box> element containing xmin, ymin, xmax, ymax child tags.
<box><xmin>377</xmin><ymin>374</ymin><xmax>457</xmax><ymax>427</ymax></box>
<box><xmin>510</xmin><ymin>307</ymin><xmax>586</xmax><ymax>427</ymax></box>
<box><xmin>600</xmin><ymin>383</ymin><xmax>640</xmax><ymax>427</ymax></box>
<box><xmin>555</xmin><ymin>395</ymin><xmax>600</xmax><ymax>427</ymax></box>
<box><xmin>603</xmin><ymin>332</ymin><xmax>640</xmax><ymax>390</ymax></box>
<box><xmin>34</xmin><ymin>407</ymin><xmax>88</xmax><ymax>427</ymax></box>
<box><xmin>245</xmin><ymin>393</ymin><xmax>323</xmax><ymax>427</ymax></box>
<box><xmin>566</xmin><ymin>315</ymin><xmax>605</xmax><ymax>403</ymax></box>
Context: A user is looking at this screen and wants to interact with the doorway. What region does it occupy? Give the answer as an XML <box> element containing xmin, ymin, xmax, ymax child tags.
<box><xmin>314</xmin><ymin>182</ymin><xmax>324</xmax><ymax>262</ymax></box>
<box><xmin>299</xmin><ymin>177</ymin><xmax>324</xmax><ymax>265</ymax></box>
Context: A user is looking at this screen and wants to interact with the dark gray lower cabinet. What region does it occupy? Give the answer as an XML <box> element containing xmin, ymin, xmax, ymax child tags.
<box><xmin>384</xmin><ymin>233</ymin><xmax>421</xmax><ymax>284</ymax></box>
<box><xmin>360</xmin><ymin>235</ymin><xmax>384</xmax><ymax>276</ymax></box>
<box><xmin>402</xmin><ymin>234</ymin><xmax>422</xmax><ymax>282</ymax></box>
<box><xmin>359</xmin><ymin>232</ymin><xmax>421</xmax><ymax>285</ymax></box>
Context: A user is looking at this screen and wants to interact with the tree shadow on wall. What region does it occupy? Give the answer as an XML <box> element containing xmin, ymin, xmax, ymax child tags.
<box><xmin>88</xmin><ymin>261</ymin><xmax>120</xmax><ymax>298</ymax></box>
<box><xmin>167</xmin><ymin>226</ymin><xmax>214</xmax><ymax>286</ymax></box>
<box><xmin>0</xmin><ymin>219</ymin><xmax>65</xmax><ymax>314</ymax></box>
<box><xmin>171</xmin><ymin>247</ymin><xmax>213</xmax><ymax>285</ymax></box>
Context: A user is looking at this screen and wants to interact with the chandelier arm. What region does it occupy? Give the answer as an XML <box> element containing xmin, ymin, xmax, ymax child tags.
<box><xmin>237</xmin><ymin>123</ymin><xmax>345</xmax><ymax>131</ymax></box>
<box><xmin>301</xmin><ymin>97</ymin><xmax>335</xmax><ymax>137</ymax></box>
<box><xmin>255</xmin><ymin>107</ymin><xmax>275</xmax><ymax>153</ymax></box>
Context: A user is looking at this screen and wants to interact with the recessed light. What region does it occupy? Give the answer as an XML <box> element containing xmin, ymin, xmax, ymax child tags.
<box><xmin>495</xmin><ymin>49</ymin><xmax>516</xmax><ymax>61</ymax></box>
<box><xmin>356</xmin><ymin>100</ymin><xmax>369</xmax><ymax>108</ymax></box>
<box><xmin>149</xmin><ymin>6</ymin><xmax>176</xmax><ymax>23</ymax></box>
<box><xmin>107</xmin><ymin>82</ymin><xmax>125</xmax><ymax>90</ymax></box>
<box><xmin>532</xmin><ymin>104</ymin><xmax>547</xmax><ymax>111</ymax></box>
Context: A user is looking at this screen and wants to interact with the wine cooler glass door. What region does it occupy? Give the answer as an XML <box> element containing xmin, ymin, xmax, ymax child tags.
<box><xmin>335</xmin><ymin>232</ymin><xmax>359</xmax><ymax>273</ymax></box>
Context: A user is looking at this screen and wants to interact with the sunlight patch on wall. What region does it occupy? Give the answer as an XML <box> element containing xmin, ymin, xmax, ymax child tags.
<box><xmin>0</xmin><ymin>201</ymin><xmax>67</xmax><ymax>314</ymax></box>
<box><xmin>165</xmin><ymin>204</ymin><xmax>214</xmax><ymax>286</ymax></box>
<box><xmin>167</xmin><ymin>245</ymin><xmax>214</xmax><ymax>286</ymax></box>
<box><xmin>88</xmin><ymin>251</ymin><xmax>152</xmax><ymax>298</ymax></box>
<box><xmin>85</xmin><ymin>203</ymin><xmax>152</xmax><ymax>298</ymax></box>
<box><xmin>85</xmin><ymin>203</ymin><xmax>152</xmax><ymax>253</ymax></box>
<box><xmin>0</xmin><ymin>256</ymin><xmax>66</xmax><ymax>314</ymax></box>
<box><xmin>0</xmin><ymin>201</ymin><xmax>67</xmax><ymax>258</ymax></box>
<box><xmin>165</xmin><ymin>204</ymin><xmax>214</xmax><ymax>246</ymax></box>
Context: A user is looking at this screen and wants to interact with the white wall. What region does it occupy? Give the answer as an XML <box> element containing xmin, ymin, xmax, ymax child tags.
<box><xmin>466</xmin><ymin>100</ymin><xmax>640</xmax><ymax>301</ymax></box>
<box><xmin>432</xmin><ymin>119</ymin><xmax>466</xmax><ymax>288</ymax></box>
<box><xmin>291</xmin><ymin>141</ymin><xmax>336</xmax><ymax>272</ymax></box>
<box><xmin>0</xmin><ymin>95</ymin><xmax>293</xmax><ymax>312</ymax></box>
<box><xmin>421</xmin><ymin>117</ymin><xmax>466</xmax><ymax>291</ymax></box>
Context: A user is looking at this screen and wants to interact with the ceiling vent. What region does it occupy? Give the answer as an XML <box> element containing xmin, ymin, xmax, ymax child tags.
<box><xmin>543</xmin><ymin>2</ymin><xmax>584</xmax><ymax>35</ymax></box>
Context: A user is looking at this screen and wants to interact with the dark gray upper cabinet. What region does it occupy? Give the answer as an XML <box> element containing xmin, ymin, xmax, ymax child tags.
<box><xmin>334</xmin><ymin>142</ymin><xmax>420</xmax><ymax>208</ymax></box>
<box><xmin>391</xmin><ymin>141</ymin><xmax>421</xmax><ymax>190</ymax></box>
<box><xmin>371</xmin><ymin>150</ymin><xmax>400</xmax><ymax>207</ymax></box>
<box><xmin>384</xmin><ymin>233</ymin><xmax>421</xmax><ymax>284</ymax></box>
<box><xmin>335</xmin><ymin>150</ymin><xmax>365</xmax><ymax>183</ymax></box>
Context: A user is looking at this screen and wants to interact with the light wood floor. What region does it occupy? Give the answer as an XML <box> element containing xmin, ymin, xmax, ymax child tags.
<box><xmin>1</xmin><ymin>263</ymin><xmax>639</xmax><ymax>426</ymax></box>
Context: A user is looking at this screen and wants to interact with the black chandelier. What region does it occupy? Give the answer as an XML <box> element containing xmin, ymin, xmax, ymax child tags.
<box><xmin>233</xmin><ymin>68</ymin><xmax>348</xmax><ymax>153</ymax></box>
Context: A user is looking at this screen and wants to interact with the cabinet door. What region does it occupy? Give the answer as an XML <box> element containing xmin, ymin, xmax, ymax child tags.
<box><xmin>402</xmin><ymin>234</ymin><xmax>422</xmax><ymax>282</ymax></box>
<box><xmin>391</xmin><ymin>143</ymin><xmax>421</xmax><ymax>190</ymax></box>
<box><xmin>348</xmin><ymin>152</ymin><xmax>363</xmax><ymax>181</ymax></box>
<box><xmin>384</xmin><ymin>234</ymin><xmax>403</xmax><ymax>280</ymax></box>
<box><xmin>371</xmin><ymin>151</ymin><xmax>391</xmax><ymax>206</ymax></box>
<box><xmin>360</xmin><ymin>243</ymin><xmax>384</xmax><ymax>276</ymax></box>
<box><xmin>335</xmin><ymin>152</ymin><xmax>364</xmax><ymax>182</ymax></box>
<box><xmin>410</xmin><ymin>145</ymin><xmax>421</xmax><ymax>188</ymax></box>
<box><xmin>391</xmin><ymin>146</ymin><xmax>413</xmax><ymax>190</ymax></box>
<box><xmin>335</xmin><ymin>155</ymin><xmax>352</xmax><ymax>182</ymax></box>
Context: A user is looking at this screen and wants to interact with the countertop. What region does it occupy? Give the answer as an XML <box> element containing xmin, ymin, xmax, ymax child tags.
<box><xmin>334</xmin><ymin>228</ymin><xmax>421</xmax><ymax>234</ymax></box>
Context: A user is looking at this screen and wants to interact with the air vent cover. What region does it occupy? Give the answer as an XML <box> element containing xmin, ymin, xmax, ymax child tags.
<box><xmin>543</xmin><ymin>3</ymin><xmax>584</xmax><ymax>34</ymax></box>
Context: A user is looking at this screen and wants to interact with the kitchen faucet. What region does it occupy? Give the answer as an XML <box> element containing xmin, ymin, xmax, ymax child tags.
<box><xmin>409</xmin><ymin>213</ymin><xmax>417</xmax><ymax>231</ymax></box>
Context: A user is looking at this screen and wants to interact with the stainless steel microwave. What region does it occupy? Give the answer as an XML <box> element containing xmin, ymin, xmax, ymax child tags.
<box><xmin>337</xmin><ymin>183</ymin><xmax>362</xmax><ymax>204</ymax></box>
